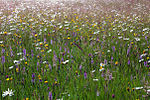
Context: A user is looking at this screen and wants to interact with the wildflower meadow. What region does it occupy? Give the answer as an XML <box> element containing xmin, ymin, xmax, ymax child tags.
<box><xmin>0</xmin><ymin>0</ymin><xmax>149</xmax><ymax>100</ymax></box>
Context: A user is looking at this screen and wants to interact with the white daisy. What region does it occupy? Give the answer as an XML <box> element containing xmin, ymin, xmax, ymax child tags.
<box><xmin>17</xmin><ymin>52</ymin><xmax>22</xmax><ymax>56</ymax></box>
<box><xmin>0</xmin><ymin>41</ymin><xmax>3</xmax><ymax>43</ymax></box>
<box><xmin>9</xmin><ymin>66</ymin><xmax>14</xmax><ymax>70</ymax></box>
<box><xmin>2</xmin><ymin>88</ymin><xmax>15</xmax><ymax>97</ymax></box>
<box><xmin>47</xmin><ymin>49</ymin><xmax>52</xmax><ymax>53</ymax></box>
<box><xmin>91</xmin><ymin>70</ymin><xmax>96</xmax><ymax>73</ymax></box>
<box><xmin>93</xmin><ymin>79</ymin><xmax>99</xmax><ymax>81</ymax></box>
<box><xmin>134</xmin><ymin>87</ymin><xmax>143</xmax><ymax>90</ymax></box>
<box><xmin>62</xmin><ymin>60</ymin><xmax>69</xmax><ymax>64</ymax></box>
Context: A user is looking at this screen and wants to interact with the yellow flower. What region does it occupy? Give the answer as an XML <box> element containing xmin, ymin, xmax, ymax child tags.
<box><xmin>6</xmin><ymin>78</ymin><xmax>9</xmax><ymax>81</ymax></box>
<box><xmin>134</xmin><ymin>33</ymin><xmax>137</xmax><ymax>36</ymax></box>
<box><xmin>41</xmin><ymin>49</ymin><xmax>44</xmax><ymax>52</ymax></box>
<box><xmin>4</xmin><ymin>32</ymin><xmax>7</xmax><ymax>34</ymax></box>
<box><xmin>75</xmin><ymin>71</ymin><xmax>78</xmax><ymax>74</ymax></box>
<box><xmin>10</xmin><ymin>77</ymin><xmax>13</xmax><ymax>81</ymax></box>
<box><xmin>115</xmin><ymin>61</ymin><xmax>118</xmax><ymax>65</ymax></box>
<box><xmin>25</xmin><ymin>62</ymin><xmax>27</xmax><ymax>65</ymax></box>
<box><xmin>131</xmin><ymin>42</ymin><xmax>134</xmax><ymax>44</ymax></box>
<box><xmin>147</xmin><ymin>57</ymin><xmax>149</xmax><ymax>60</ymax></box>
<box><xmin>35</xmin><ymin>34</ymin><xmax>37</xmax><ymax>37</ymax></box>
<box><xmin>44</xmin><ymin>81</ymin><xmax>48</xmax><ymax>84</ymax></box>
<box><xmin>70</xmin><ymin>42</ymin><xmax>73</xmax><ymax>45</ymax></box>
<box><xmin>16</xmin><ymin>68</ymin><xmax>19</xmax><ymax>72</ymax></box>
<box><xmin>102</xmin><ymin>52</ymin><xmax>104</xmax><ymax>55</ymax></box>
<box><xmin>37</xmin><ymin>39</ymin><xmax>40</xmax><ymax>42</ymax></box>
<box><xmin>26</xmin><ymin>98</ymin><xmax>29</xmax><ymax>100</ymax></box>
<box><xmin>45</xmin><ymin>44</ymin><xmax>48</xmax><ymax>47</ymax></box>
<box><xmin>1</xmin><ymin>44</ymin><xmax>4</xmax><ymax>47</ymax></box>
<box><xmin>54</xmin><ymin>81</ymin><xmax>57</xmax><ymax>84</ymax></box>
<box><xmin>40</xmin><ymin>42</ymin><xmax>43</xmax><ymax>46</ymax></box>
<box><xmin>67</xmin><ymin>37</ymin><xmax>71</xmax><ymax>40</ymax></box>
<box><xmin>38</xmin><ymin>75</ymin><xmax>41</xmax><ymax>78</ymax></box>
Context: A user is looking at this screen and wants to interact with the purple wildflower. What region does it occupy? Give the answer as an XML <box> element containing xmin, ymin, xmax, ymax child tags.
<box><xmin>84</xmin><ymin>72</ymin><xmax>87</xmax><ymax>79</ymax></box>
<box><xmin>79</xmin><ymin>65</ymin><xmax>82</xmax><ymax>70</ymax></box>
<box><xmin>1</xmin><ymin>56</ymin><xmax>5</xmax><ymax>64</ymax></box>
<box><xmin>112</xmin><ymin>94</ymin><xmax>115</xmax><ymax>98</ymax></box>
<box><xmin>61</xmin><ymin>57</ymin><xmax>64</xmax><ymax>62</ymax></box>
<box><xmin>44</xmin><ymin>38</ymin><xmax>46</xmax><ymax>43</ymax></box>
<box><xmin>128</xmin><ymin>60</ymin><xmax>130</xmax><ymax>65</ymax></box>
<box><xmin>49</xmin><ymin>92</ymin><xmax>52</xmax><ymax>100</ymax></box>
<box><xmin>111</xmin><ymin>56</ymin><xmax>113</xmax><ymax>60</ymax></box>
<box><xmin>49</xmin><ymin>64</ymin><xmax>52</xmax><ymax>70</ymax></box>
<box><xmin>23</xmin><ymin>48</ymin><xmax>26</xmax><ymax>56</ymax></box>
<box><xmin>32</xmin><ymin>73</ymin><xmax>35</xmax><ymax>78</ymax></box>
<box><xmin>2</xmin><ymin>48</ymin><xmax>5</xmax><ymax>54</ymax></box>
<box><xmin>109</xmin><ymin>74</ymin><xmax>112</xmax><ymax>80</ymax></box>
<box><xmin>88</xmin><ymin>53</ymin><xmax>92</xmax><ymax>57</ymax></box>
<box><xmin>127</xmin><ymin>48</ymin><xmax>130</xmax><ymax>56</ymax></box>
<box><xmin>104</xmin><ymin>59</ymin><xmax>107</xmax><ymax>65</ymax></box>
<box><xmin>112</xmin><ymin>46</ymin><xmax>115</xmax><ymax>52</ymax></box>
<box><xmin>51</xmin><ymin>40</ymin><xmax>53</xmax><ymax>45</ymax></box>
<box><xmin>91</xmin><ymin>58</ymin><xmax>94</xmax><ymax>64</ymax></box>
<box><xmin>37</xmin><ymin>62</ymin><xmax>39</xmax><ymax>66</ymax></box>
<box><xmin>10</xmin><ymin>50</ymin><xmax>13</xmax><ymax>57</ymax></box>
<box><xmin>144</xmin><ymin>62</ymin><xmax>147</xmax><ymax>66</ymax></box>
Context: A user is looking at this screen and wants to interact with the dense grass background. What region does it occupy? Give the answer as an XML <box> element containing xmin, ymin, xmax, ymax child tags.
<box><xmin>0</xmin><ymin>0</ymin><xmax>149</xmax><ymax>100</ymax></box>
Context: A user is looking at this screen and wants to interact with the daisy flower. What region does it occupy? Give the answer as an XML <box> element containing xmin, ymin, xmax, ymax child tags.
<box><xmin>2</xmin><ymin>88</ymin><xmax>15</xmax><ymax>97</ymax></box>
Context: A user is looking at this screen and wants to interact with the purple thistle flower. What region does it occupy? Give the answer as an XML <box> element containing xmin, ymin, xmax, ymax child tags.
<box><xmin>84</xmin><ymin>72</ymin><xmax>87</xmax><ymax>79</ymax></box>
<box><xmin>1</xmin><ymin>56</ymin><xmax>5</xmax><ymax>64</ymax></box>
<box><xmin>49</xmin><ymin>92</ymin><xmax>52</xmax><ymax>100</ymax></box>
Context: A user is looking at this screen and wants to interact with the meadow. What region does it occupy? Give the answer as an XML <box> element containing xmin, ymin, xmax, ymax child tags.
<box><xmin>0</xmin><ymin>0</ymin><xmax>149</xmax><ymax>100</ymax></box>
